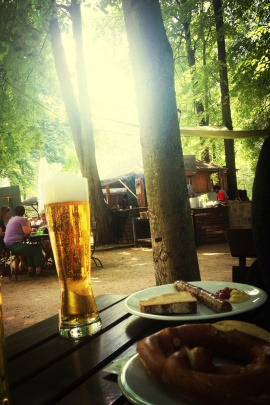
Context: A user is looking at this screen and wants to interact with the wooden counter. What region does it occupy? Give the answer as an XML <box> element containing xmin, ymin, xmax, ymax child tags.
<box><xmin>110</xmin><ymin>206</ymin><xmax>230</xmax><ymax>246</ymax></box>
<box><xmin>110</xmin><ymin>208</ymin><xmax>148</xmax><ymax>243</ymax></box>
<box><xmin>192</xmin><ymin>206</ymin><xmax>230</xmax><ymax>246</ymax></box>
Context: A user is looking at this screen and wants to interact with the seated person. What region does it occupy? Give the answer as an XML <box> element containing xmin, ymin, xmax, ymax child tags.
<box><xmin>121</xmin><ymin>193</ymin><xmax>129</xmax><ymax>209</ymax></box>
<box><xmin>30</xmin><ymin>217</ymin><xmax>38</xmax><ymax>227</ymax></box>
<box><xmin>0</xmin><ymin>205</ymin><xmax>11</xmax><ymax>236</ymax></box>
<box><xmin>38</xmin><ymin>210</ymin><xmax>49</xmax><ymax>234</ymax></box>
<box><xmin>39</xmin><ymin>211</ymin><xmax>47</xmax><ymax>227</ymax></box>
<box><xmin>4</xmin><ymin>205</ymin><xmax>45</xmax><ymax>277</ymax></box>
<box><xmin>37</xmin><ymin>210</ymin><xmax>53</xmax><ymax>260</ymax></box>
<box><xmin>1</xmin><ymin>205</ymin><xmax>27</xmax><ymax>273</ymax></box>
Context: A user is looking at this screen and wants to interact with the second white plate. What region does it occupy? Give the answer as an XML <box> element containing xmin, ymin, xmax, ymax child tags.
<box><xmin>125</xmin><ymin>281</ymin><xmax>268</xmax><ymax>321</ymax></box>
<box><xmin>118</xmin><ymin>353</ymin><xmax>192</xmax><ymax>405</ymax></box>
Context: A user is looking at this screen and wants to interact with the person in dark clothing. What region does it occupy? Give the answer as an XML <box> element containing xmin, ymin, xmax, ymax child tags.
<box><xmin>246</xmin><ymin>137</ymin><xmax>270</xmax><ymax>330</ymax></box>
<box><xmin>0</xmin><ymin>205</ymin><xmax>11</xmax><ymax>236</ymax></box>
<box><xmin>251</xmin><ymin>137</ymin><xmax>270</xmax><ymax>295</ymax></box>
<box><xmin>121</xmin><ymin>193</ymin><xmax>129</xmax><ymax>209</ymax></box>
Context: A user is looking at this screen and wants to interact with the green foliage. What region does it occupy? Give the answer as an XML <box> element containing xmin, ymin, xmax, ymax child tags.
<box><xmin>226</xmin><ymin>0</ymin><xmax>270</xmax><ymax>129</ymax></box>
<box><xmin>0</xmin><ymin>0</ymin><xmax>76</xmax><ymax>197</ymax></box>
<box><xmin>94</xmin><ymin>0</ymin><xmax>268</xmax><ymax>197</ymax></box>
<box><xmin>0</xmin><ymin>0</ymin><xmax>269</xmax><ymax>202</ymax></box>
<box><xmin>160</xmin><ymin>0</ymin><xmax>269</xmax><ymax>197</ymax></box>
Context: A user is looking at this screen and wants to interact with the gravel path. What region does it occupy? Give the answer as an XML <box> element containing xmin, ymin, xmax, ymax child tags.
<box><xmin>1</xmin><ymin>243</ymin><xmax>254</xmax><ymax>336</ymax></box>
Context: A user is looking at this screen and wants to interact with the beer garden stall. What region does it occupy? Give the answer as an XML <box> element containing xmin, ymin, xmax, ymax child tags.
<box><xmin>0</xmin><ymin>186</ymin><xmax>21</xmax><ymax>215</ymax></box>
<box><xmin>101</xmin><ymin>156</ymin><xmax>231</xmax><ymax>246</ymax></box>
<box><xmin>100</xmin><ymin>126</ymin><xmax>270</xmax><ymax>246</ymax></box>
<box><xmin>1</xmin><ymin>127</ymin><xmax>267</xmax><ymax>246</ymax></box>
<box><xmin>100</xmin><ymin>170</ymin><xmax>148</xmax><ymax>244</ymax></box>
<box><xmin>183</xmin><ymin>156</ymin><xmax>230</xmax><ymax>246</ymax></box>
<box><xmin>20</xmin><ymin>196</ymin><xmax>39</xmax><ymax>216</ymax></box>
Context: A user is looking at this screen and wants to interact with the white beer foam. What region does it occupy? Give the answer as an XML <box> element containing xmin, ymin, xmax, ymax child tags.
<box><xmin>43</xmin><ymin>173</ymin><xmax>89</xmax><ymax>204</ymax></box>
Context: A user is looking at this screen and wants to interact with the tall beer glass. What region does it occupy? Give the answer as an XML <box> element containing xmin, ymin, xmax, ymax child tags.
<box><xmin>44</xmin><ymin>173</ymin><xmax>102</xmax><ymax>339</ymax></box>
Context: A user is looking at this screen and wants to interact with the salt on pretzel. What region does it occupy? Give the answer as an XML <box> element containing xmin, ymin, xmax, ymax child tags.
<box><xmin>137</xmin><ymin>323</ymin><xmax>270</xmax><ymax>405</ymax></box>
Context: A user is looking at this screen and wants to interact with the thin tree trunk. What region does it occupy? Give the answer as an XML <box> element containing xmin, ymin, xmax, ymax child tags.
<box><xmin>122</xmin><ymin>0</ymin><xmax>200</xmax><ymax>284</ymax></box>
<box><xmin>49</xmin><ymin>4</ymin><xmax>112</xmax><ymax>244</ymax></box>
<box><xmin>179</xmin><ymin>0</ymin><xmax>208</xmax><ymax>161</ymax></box>
<box><xmin>213</xmin><ymin>0</ymin><xmax>238</xmax><ymax>199</ymax></box>
<box><xmin>201</xmin><ymin>34</ymin><xmax>210</xmax><ymax>162</ymax></box>
<box><xmin>181</xmin><ymin>0</ymin><xmax>205</xmax><ymax>123</ymax></box>
<box><xmin>203</xmin><ymin>32</ymin><xmax>210</xmax><ymax>127</ymax></box>
<box><xmin>69</xmin><ymin>0</ymin><xmax>112</xmax><ymax>243</ymax></box>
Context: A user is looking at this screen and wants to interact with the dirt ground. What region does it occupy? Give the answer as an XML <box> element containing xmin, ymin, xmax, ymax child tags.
<box><xmin>0</xmin><ymin>243</ymin><xmax>255</xmax><ymax>336</ymax></box>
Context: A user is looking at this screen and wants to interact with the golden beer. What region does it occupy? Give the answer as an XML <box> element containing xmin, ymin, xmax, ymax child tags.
<box><xmin>45</xmin><ymin>201</ymin><xmax>102</xmax><ymax>339</ymax></box>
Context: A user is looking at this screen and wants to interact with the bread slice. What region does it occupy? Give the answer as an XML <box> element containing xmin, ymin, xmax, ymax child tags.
<box><xmin>140</xmin><ymin>292</ymin><xmax>197</xmax><ymax>315</ymax></box>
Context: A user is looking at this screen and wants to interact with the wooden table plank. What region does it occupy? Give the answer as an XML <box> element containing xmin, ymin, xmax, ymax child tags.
<box><xmin>54</xmin><ymin>318</ymin><xmax>175</xmax><ymax>405</ymax></box>
<box><xmin>5</xmin><ymin>292</ymin><xmax>268</xmax><ymax>405</ymax></box>
<box><xmin>57</xmin><ymin>342</ymin><xmax>138</xmax><ymax>405</ymax></box>
<box><xmin>5</xmin><ymin>294</ymin><xmax>126</xmax><ymax>360</ymax></box>
<box><xmin>8</xmin><ymin>299</ymin><xmax>130</xmax><ymax>388</ymax></box>
<box><xmin>10</xmin><ymin>316</ymin><xmax>144</xmax><ymax>404</ymax></box>
<box><xmin>6</xmin><ymin>314</ymin><xmax>58</xmax><ymax>360</ymax></box>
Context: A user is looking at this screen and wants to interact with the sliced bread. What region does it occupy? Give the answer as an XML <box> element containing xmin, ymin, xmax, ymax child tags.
<box><xmin>140</xmin><ymin>292</ymin><xmax>197</xmax><ymax>315</ymax></box>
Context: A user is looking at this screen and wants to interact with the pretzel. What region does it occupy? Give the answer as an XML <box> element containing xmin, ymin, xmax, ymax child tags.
<box><xmin>137</xmin><ymin>324</ymin><xmax>270</xmax><ymax>404</ymax></box>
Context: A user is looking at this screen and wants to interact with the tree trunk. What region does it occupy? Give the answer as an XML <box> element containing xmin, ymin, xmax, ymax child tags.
<box><xmin>213</xmin><ymin>0</ymin><xmax>238</xmax><ymax>199</ymax></box>
<box><xmin>49</xmin><ymin>5</ymin><xmax>112</xmax><ymax>244</ymax></box>
<box><xmin>122</xmin><ymin>0</ymin><xmax>200</xmax><ymax>284</ymax></box>
<box><xmin>180</xmin><ymin>0</ymin><xmax>208</xmax><ymax>161</ymax></box>
<box><xmin>181</xmin><ymin>1</ymin><xmax>205</xmax><ymax>121</ymax></box>
<box><xmin>203</xmin><ymin>33</ymin><xmax>210</xmax><ymax>127</ymax></box>
<box><xmin>201</xmin><ymin>31</ymin><xmax>210</xmax><ymax>162</ymax></box>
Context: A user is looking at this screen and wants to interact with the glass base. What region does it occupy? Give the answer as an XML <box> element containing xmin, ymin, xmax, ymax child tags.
<box><xmin>59</xmin><ymin>315</ymin><xmax>102</xmax><ymax>339</ymax></box>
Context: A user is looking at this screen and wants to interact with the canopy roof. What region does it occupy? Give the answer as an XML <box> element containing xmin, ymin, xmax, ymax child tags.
<box><xmin>101</xmin><ymin>170</ymin><xmax>144</xmax><ymax>187</ymax></box>
<box><xmin>21</xmin><ymin>196</ymin><xmax>38</xmax><ymax>206</ymax></box>
<box><xmin>101</xmin><ymin>156</ymin><xmax>226</xmax><ymax>186</ymax></box>
<box><xmin>21</xmin><ymin>196</ymin><xmax>38</xmax><ymax>214</ymax></box>
<box><xmin>180</xmin><ymin>126</ymin><xmax>270</xmax><ymax>139</ymax></box>
<box><xmin>195</xmin><ymin>160</ymin><xmax>226</xmax><ymax>172</ymax></box>
<box><xmin>108</xmin><ymin>118</ymin><xmax>270</xmax><ymax>139</ymax></box>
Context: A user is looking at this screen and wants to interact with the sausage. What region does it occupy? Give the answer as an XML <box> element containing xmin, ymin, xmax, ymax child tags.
<box><xmin>174</xmin><ymin>281</ymin><xmax>232</xmax><ymax>313</ymax></box>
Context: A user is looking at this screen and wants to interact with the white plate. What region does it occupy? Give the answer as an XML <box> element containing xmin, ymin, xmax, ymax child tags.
<box><xmin>118</xmin><ymin>353</ymin><xmax>193</xmax><ymax>405</ymax></box>
<box><xmin>125</xmin><ymin>281</ymin><xmax>268</xmax><ymax>321</ymax></box>
<box><xmin>118</xmin><ymin>352</ymin><xmax>247</xmax><ymax>405</ymax></box>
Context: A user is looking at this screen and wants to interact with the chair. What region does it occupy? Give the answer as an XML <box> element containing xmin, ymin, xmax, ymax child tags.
<box><xmin>91</xmin><ymin>222</ymin><xmax>103</xmax><ymax>268</ymax></box>
<box><xmin>0</xmin><ymin>237</ymin><xmax>18</xmax><ymax>281</ymax></box>
<box><xmin>225</xmin><ymin>228</ymin><xmax>257</xmax><ymax>283</ymax></box>
<box><xmin>132</xmin><ymin>217</ymin><xmax>151</xmax><ymax>247</ymax></box>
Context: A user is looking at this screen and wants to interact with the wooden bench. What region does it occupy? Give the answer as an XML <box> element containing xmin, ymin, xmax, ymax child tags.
<box><xmin>225</xmin><ymin>228</ymin><xmax>257</xmax><ymax>283</ymax></box>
